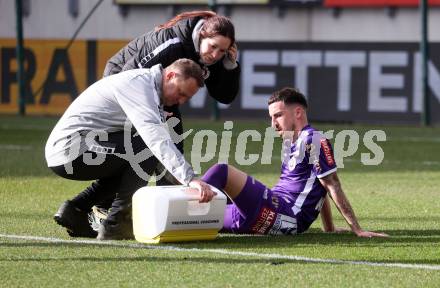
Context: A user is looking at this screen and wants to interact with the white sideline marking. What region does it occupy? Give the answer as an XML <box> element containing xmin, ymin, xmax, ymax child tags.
<box><xmin>1</xmin><ymin>234</ymin><xmax>440</xmax><ymax>271</ymax></box>
<box><xmin>267</xmin><ymin>156</ymin><xmax>440</xmax><ymax>166</ymax></box>
<box><xmin>389</xmin><ymin>136</ymin><xmax>440</xmax><ymax>143</ymax></box>
<box><xmin>0</xmin><ymin>124</ymin><xmax>51</xmax><ymax>131</ymax></box>
<box><xmin>0</xmin><ymin>144</ymin><xmax>32</xmax><ymax>151</ymax></box>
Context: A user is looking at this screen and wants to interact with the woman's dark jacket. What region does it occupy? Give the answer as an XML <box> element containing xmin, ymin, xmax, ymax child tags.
<box><xmin>103</xmin><ymin>16</ymin><xmax>240</xmax><ymax>104</ymax></box>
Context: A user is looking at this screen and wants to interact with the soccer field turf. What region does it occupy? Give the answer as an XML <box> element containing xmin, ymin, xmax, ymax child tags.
<box><xmin>0</xmin><ymin>115</ymin><xmax>439</xmax><ymax>287</ymax></box>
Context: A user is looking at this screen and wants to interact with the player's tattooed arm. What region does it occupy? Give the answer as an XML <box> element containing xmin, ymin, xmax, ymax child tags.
<box><xmin>319</xmin><ymin>173</ymin><xmax>388</xmax><ymax>238</ymax></box>
<box><xmin>319</xmin><ymin>173</ymin><xmax>362</xmax><ymax>234</ymax></box>
<box><xmin>320</xmin><ymin>195</ymin><xmax>350</xmax><ymax>233</ymax></box>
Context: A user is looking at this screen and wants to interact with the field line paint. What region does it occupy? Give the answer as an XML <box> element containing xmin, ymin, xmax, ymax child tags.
<box><xmin>389</xmin><ymin>136</ymin><xmax>440</xmax><ymax>143</ymax></box>
<box><xmin>1</xmin><ymin>233</ymin><xmax>440</xmax><ymax>271</ymax></box>
<box><xmin>0</xmin><ymin>144</ymin><xmax>32</xmax><ymax>151</ymax></box>
<box><xmin>266</xmin><ymin>156</ymin><xmax>440</xmax><ymax>166</ymax></box>
<box><xmin>0</xmin><ymin>124</ymin><xmax>52</xmax><ymax>131</ymax></box>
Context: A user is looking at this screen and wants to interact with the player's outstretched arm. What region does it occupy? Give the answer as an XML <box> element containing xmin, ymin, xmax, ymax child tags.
<box><xmin>320</xmin><ymin>195</ymin><xmax>350</xmax><ymax>233</ymax></box>
<box><xmin>319</xmin><ymin>173</ymin><xmax>388</xmax><ymax>238</ymax></box>
<box><xmin>320</xmin><ymin>195</ymin><xmax>335</xmax><ymax>232</ymax></box>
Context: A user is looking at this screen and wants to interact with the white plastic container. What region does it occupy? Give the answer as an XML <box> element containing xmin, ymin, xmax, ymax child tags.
<box><xmin>132</xmin><ymin>185</ymin><xmax>227</xmax><ymax>243</ymax></box>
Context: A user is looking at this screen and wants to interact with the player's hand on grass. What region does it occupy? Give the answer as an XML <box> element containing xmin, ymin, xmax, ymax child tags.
<box><xmin>323</xmin><ymin>226</ymin><xmax>351</xmax><ymax>233</ymax></box>
<box><xmin>355</xmin><ymin>230</ymin><xmax>389</xmax><ymax>238</ymax></box>
<box><xmin>189</xmin><ymin>179</ymin><xmax>217</xmax><ymax>203</ymax></box>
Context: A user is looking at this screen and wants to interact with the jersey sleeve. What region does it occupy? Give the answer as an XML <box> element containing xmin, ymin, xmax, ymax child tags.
<box><xmin>104</xmin><ymin>37</ymin><xmax>142</xmax><ymax>76</ymax></box>
<box><xmin>311</xmin><ymin>136</ymin><xmax>337</xmax><ymax>179</ymax></box>
<box><xmin>126</xmin><ymin>33</ymin><xmax>186</xmax><ymax>72</ymax></box>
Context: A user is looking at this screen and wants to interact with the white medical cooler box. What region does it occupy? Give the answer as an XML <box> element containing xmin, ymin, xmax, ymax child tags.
<box><xmin>132</xmin><ymin>185</ymin><xmax>227</xmax><ymax>243</ymax></box>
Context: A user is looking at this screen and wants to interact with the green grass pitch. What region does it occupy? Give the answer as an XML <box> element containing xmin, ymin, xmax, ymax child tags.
<box><xmin>0</xmin><ymin>115</ymin><xmax>439</xmax><ymax>287</ymax></box>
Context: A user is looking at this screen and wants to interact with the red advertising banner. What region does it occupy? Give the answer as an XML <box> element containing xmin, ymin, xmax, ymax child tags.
<box><xmin>324</xmin><ymin>0</ymin><xmax>440</xmax><ymax>6</ymax></box>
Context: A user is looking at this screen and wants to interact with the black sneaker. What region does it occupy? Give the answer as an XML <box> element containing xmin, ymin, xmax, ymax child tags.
<box><xmin>53</xmin><ymin>201</ymin><xmax>98</xmax><ymax>238</ymax></box>
<box><xmin>97</xmin><ymin>207</ymin><xmax>133</xmax><ymax>240</ymax></box>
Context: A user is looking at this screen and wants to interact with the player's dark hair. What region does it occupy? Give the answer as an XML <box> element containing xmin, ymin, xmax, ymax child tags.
<box><xmin>155</xmin><ymin>10</ymin><xmax>235</xmax><ymax>48</ymax></box>
<box><xmin>268</xmin><ymin>87</ymin><xmax>308</xmax><ymax>109</ymax></box>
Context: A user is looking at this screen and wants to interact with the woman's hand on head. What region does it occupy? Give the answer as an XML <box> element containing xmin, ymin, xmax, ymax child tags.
<box><xmin>227</xmin><ymin>43</ymin><xmax>238</xmax><ymax>62</ymax></box>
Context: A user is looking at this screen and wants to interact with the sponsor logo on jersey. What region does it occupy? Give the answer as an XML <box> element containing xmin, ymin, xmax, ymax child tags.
<box><xmin>251</xmin><ymin>207</ymin><xmax>277</xmax><ymax>234</ymax></box>
<box><xmin>320</xmin><ymin>139</ymin><xmax>335</xmax><ymax>166</ymax></box>
<box><xmin>288</xmin><ymin>156</ymin><xmax>297</xmax><ymax>171</ymax></box>
<box><xmin>269</xmin><ymin>214</ymin><xmax>297</xmax><ymax>235</ymax></box>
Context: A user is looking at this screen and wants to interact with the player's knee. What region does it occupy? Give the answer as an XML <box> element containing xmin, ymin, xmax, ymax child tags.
<box><xmin>212</xmin><ymin>163</ymin><xmax>228</xmax><ymax>176</ymax></box>
<box><xmin>201</xmin><ymin>163</ymin><xmax>228</xmax><ymax>189</ymax></box>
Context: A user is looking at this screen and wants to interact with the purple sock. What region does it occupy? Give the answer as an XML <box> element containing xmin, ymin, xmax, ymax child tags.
<box><xmin>201</xmin><ymin>163</ymin><xmax>228</xmax><ymax>190</ymax></box>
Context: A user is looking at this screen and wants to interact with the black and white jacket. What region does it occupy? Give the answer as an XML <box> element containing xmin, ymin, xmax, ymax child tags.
<box><xmin>104</xmin><ymin>16</ymin><xmax>240</xmax><ymax>104</ymax></box>
<box><xmin>46</xmin><ymin>65</ymin><xmax>195</xmax><ymax>185</ymax></box>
